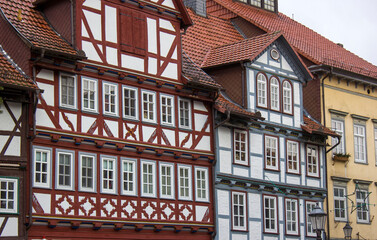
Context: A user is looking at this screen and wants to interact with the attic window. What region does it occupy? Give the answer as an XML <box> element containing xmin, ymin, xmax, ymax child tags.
<box><xmin>238</xmin><ymin>0</ymin><xmax>276</xmax><ymax>12</ymax></box>
<box><xmin>270</xmin><ymin>49</ymin><xmax>280</xmax><ymax>61</ymax></box>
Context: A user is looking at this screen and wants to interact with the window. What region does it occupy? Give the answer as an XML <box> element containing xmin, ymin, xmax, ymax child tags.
<box><xmin>79</xmin><ymin>153</ymin><xmax>95</xmax><ymax>192</ymax></box>
<box><xmin>257</xmin><ymin>73</ymin><xmax>267</xmax><ymax>108</ymax></box>
<box><xmin>141</xmin><ymin>161</ymin><xmax>156</xmax><ymax>197</ymax></box>
<box><xmin>356</xmin><ymin>189</ymin><xmax>369</xmax><ymax>223</ymax></box>
<box><xmin>142</xmin><ymin>90</ymin><xmax>156</xmax><ymax>123</ymax></box>
<box><xmin>0</xmin><ymin>178</ymin><xmax>18</xmax><ymax>214</ymax></box>
<box><xmin>178</xmin><ymin>165</ymin><xmax>192</xmax><ymax>200</ymax></box>
<box><xmin>306</xmin><ymin>145</ymin><xmax>319</xmax><ymax>177</ymax></box>
<box><xmin>265</xmin><ymin>136</ymin><xmax>279</xmax><ymax>170</ymax></box>
<box><xmin>286</xmin><ymin>140</ymin><xmax>299</xmax><ymax>174</ymax></box>
<box><xmin>264</xmin><ymin>195</ymin><xmax>278</xmax><ymax>233</ymax></box>
<box><xmin>160</xmin><ymin>95</ymin><xmax>174</xmax><ymax>126</ymax></box>
<box><xmin>270</xmin><ymin>77</ymin><xmax>280</xmax><ymax>111</ymax></box>
<box><xmin>354</xmin><ymin>124</ymin><xmax>366</xmax><ymax>163</ymax></box>
<box><xmin>285</xmin><ymin>198</ymin><xmax>298</xmax><ymax>235</ymax></box>
<box><xmin>263</xmin><ymin>0</ymin><xmax>275</xmax><ymax>11</ymax></box>
<box><xmin>332</xmin><ymin>119</ymin><xmax>345</xmax><ymax>154</ymax></box>
<box><xmin>123</xmin><ymin>86</ymin><xmax>138</xmax><ymax>119</ymax></box>
<box><xmin>334</xmin><ymin>186</ymin><xmax>347</xmax><ymax>221</ymax></box>
<box><xmin>33</xmin><ymin>147</ymin><xmax>51</xmax><ymax>188</ymax></box>
<box><xmin>121</xmin><ymin>159</ymin><xmax>137</xmax><ymax>195</ymax></box>
<box><xmin>232</xmin><ymin>192</ymin><xmax>247</xmax><ymax>231</ymax></box>
<box><xmin>103</xmin><ymin>82</ymin><xmax>118</xmax><ymax>116</ymax></box>
<box><xmin>234</xmin><ymin>129</ymin><xmax>248</xmax><ymax>165</ymax></box>
<box><xmin>250</xmin><ymin>0</ymin><xmax>261</xmax><ymax>7</ymax></box>
<box><xmin>159</xmin><ymin>163</ymin><xmax>174</xmax><ymax>199</ymax></box>
<box><xmin>179</xmin><ymin>98</ymin><xmax>191</xmax><ymax>128</ymax></box>
<box><xmin>282</xmin><ymin>81</ymin><xmax>292</xmax><ymax>114</ymax></box>
<box><xmin>82</xmin><ymin>77</ymin><xmax>98</xmax><ymax>112</ymax></box>
<box><xmin>305</xmin><ymin>202</ymin><xmax>316</xmax><ymax>237</ymax></box>
<box><xmin>60</xmin><ymin>74</ymin><xmax>76</xmax><ymax>108</ymax></box>
<box><xmin>101</xmin><ymin>157</ymin><xmax>116</xmax><ymax>194</ymax></box>
<box><xmin>195</xmin><ymin>167</ymin><xmax>209</xmax><ymax>202</ymax></box>
<box><xmin>56</xmin><ymin>151</ymin><xmax>74</xmax><ymax>190</ymax></box>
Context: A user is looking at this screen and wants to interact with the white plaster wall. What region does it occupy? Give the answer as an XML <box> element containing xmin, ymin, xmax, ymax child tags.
<box><xmin>34</xmin><ymin>193</ymin><xmax>51</xmax><ymax>214</ymax></box>
<box><xmin>4</xmin><ymin>136</ymin><xmax>20</xmax><ymax>156</ymax></box>
<box><xmin>269</xmin><ymin>59</ymin><xmax>280</xmax><ymax>68</ymax></box>
<box><xmin>83</xmin><ymin>0</ymin><xmax>101</xmax><ymax>10</ymax></box>
<box><xmin>104</xmin><ymin>119</ymin><xmax>118</xmax><ymax>137</ymax></box>
<box><xmin>36</xmin><ymin>69</ymin><xmax>54</xmax><ymax>81</ymax></box>
<box><xmin>270</xmin><ymin>112</ymin><xmax>281</xmax><ymax>124</ymax></box>
<box><xmin>260</xmin><ymin>110</ymin><xmax>268</xmax><ymax>119</ymax></box>
<box><xmin>194</xmin><ymin>113</ymin><xmax>207</xmax><ymax>131</ymax></box>
<box><xmin>293</xmin><ymin>82</ymin><xmax>300</xmax><ymax>106</ymax></box>
<box><xmin>193</xmin><ymin>101</ymin><xmax>207</xmax><ymax>112</ymax></box>
<box><xmin>232</xmin><ymin>233</ymin><xmax>247</xmax><ymax>240</ymax></box>
<box><xmin>162</xmin><ymin>128</ymin><xmax>174</xmax><ymax>146</ymax></box>
<box><xmin>249</xmin><ymin>95</ymin><xmax>255</xmax><ymax>111</ymax></box>
<box><xmin>282</xmin><ymin>55</ymin><xmax>293</xmax><ymax>72</ymax></box>
<box><xmin>282</xmin><ymin>116</ymin><xmax>293</xmax><ymax>126</ymax></box>
<box><xmin>161</xmin><ymin>62</ymin><xmax>177</xmax><ymax>79</ymax></box>
<box><xmin>59</xmin><ymin>112</ymin><xmax>77</xmax><ymax>131</ymax></box>
<box><xmin>219</xmin><ymin>149</ymin><xmax>231</xmax><ymax>174</ymax></box>
<box><xmin>233</xmin><ymin>165</ymin><xmax>249</xmax><ymax>177</ymax></box>
<box><xmin>121</xmin><ymin>54</ymin><xmax>144</xmax><ymax>72</ymax></box>
<box><xmin>250</xmin><ymin>133</ymin><xmax>262</xmax><ymax>154</ymax></box>
<box><xmin>250</xmin><ymin>156</ymin><xmax>263</xmax><ymax>179</ymax></box>
<box><xmin>195</xmin><ymin>206</ymin><xmax>207</xmax><ymax>222</ymax></box>
<box><xmin>147</xmin><ymin>18</ymin><xmax>157</xmax><ymax>54</ymax></box>
<box><xmin>286</xmin><ymin>175</ymin><xmax>300</xmax><ymax>185</ymax></box>
<box><xmin>294</xmin><ymin>106</ymin><xmax>301</xmax><ymax>128</ymax></box>
<box><xmin>265</xmin><ymin>172</ymin><xmax>279</xmax><ymax>182</ymax></box>
<box><xmin>218</xmin><ymin>218</ymin><xmax>230</xmax><ymax>240</ymax></box>
<box><xmin>148</xmin><ymin>57</ymin><xmax>157</xmax><ymax>75</ymax></box>
<box><xmin>83</xmin><ymin>10</ymin><xmax>102</xmax><ymax>41</ymax></box>
<box><xmin>36</xmin><ymin>108</ymin><xmax>54</xmax><ymax>128</ymax></box>
<box><xmin>161</xmin><ymin>0</ymin><xmax>175</xmax><ymax>8</ymax></box>
<box><xmin>159</xmin><ymin>19</ymin><xmax>175</xmax><ymax>31</ymax></box>
<box><xmin>179</xmin><ymin>132</ymin><xmax>191</xmax><ymax>148</ymax></box>
<box><xmin>1</xmin><ymin>217</ymin><xmax>18</xmax><ymax>237</ymax></box>
<box><xmin>196</xmin><ymin>136</ymin><xmax>210</xmax><ymax>151</ymax></box>
<box><xmin>105</xmin><ymin>5</ymin><xmax>117</xmax><ymax>43</ymax></box>
<box><xmin>257</xmin><ymin>52</ymin><xmax>268</xmax><ymax>65</ymax></box>
<box><xmin>248</xmin><ymin>69</ymin><xmax>255</xmax><ymax>94</ymax></box>
<box><xmin>307</xmin><ymin>178</ymin><xmax>320</xmax><ymax>188</ymax></box>
<box><xmin>248</xmin><ymin>192</ymin><xmax>261</xmax><ymax>219</ymax></box>
<box><xmin>249</xmin><ymin>221</ymin><xmax>262</xmax><ymax>240</ymax></box>
<box><xmin>217</xmin><ymin>190</ymin><xmax>229</xmax><ymax>215</ymax></box>
<box><xmin>81</xmin><ymin>116</ymin><xmax>96</xmax><ymax>133</ymax></box>
<box><xmin>106</xmin><ymin>46</ymin><xmax>118</xmax><ymax>66</ymax></box>
<box><xmin>82</xmin><ymin>40</ymin><xmax>102</xmax><ymax>62</ymax></box>
<box><xmin>160</xmin><ymin>32</ymin><xmax>175</xmax><ymax>57</ymax></box>
<box><xmin>0</xmin><ymin>102</ymin><xmax>20</xmax><ymax>131</ymax></box>
<box><xmin>143</xmin><ymin>126</ymin><xmax>156</xmax><ymax>143</ymax></box>
<box><xmin>218</xmin><ymin>127</ymin><xmax>231</xmax><ymax>149</ymax></box>
<box><xmin>38</xmin><ymin>82</ymin><xmax>54</xmax><ymax>106</ymax></box>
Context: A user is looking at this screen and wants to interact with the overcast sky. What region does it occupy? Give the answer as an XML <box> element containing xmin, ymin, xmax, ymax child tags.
<box><xmin>279</xmin><ymin>0</ymin><xmax>377</xmax><ymax>66</ymax></box>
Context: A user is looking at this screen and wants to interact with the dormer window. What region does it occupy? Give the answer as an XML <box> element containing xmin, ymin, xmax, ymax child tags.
<box><xmin>238</xmin><ymin>0</ymin><xmax>277</xmax><ymax>12</ymax></box>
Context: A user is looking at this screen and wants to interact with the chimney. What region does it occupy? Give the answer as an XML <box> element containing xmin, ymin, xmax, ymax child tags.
<box><xmin>337</xmin><ymin>43</ymin><xmax>343</xmax><ymax>48</ymax></box>
<box><xmin>183</xmin><ymin>0</ymin><xmax>206</xmax><ymax>17</ymax></box>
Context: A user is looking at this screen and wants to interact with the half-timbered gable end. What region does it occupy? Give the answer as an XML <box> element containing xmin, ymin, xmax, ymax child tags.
<box><xmin>0</xmin><ymin>0</ymin><xmax>217</xmax><ymax>238</ymax></box>
<box><xmin>181</xmin><ymin>6</ymin><xmax>337</xmax><ymax>239</ymax></box>
<box><xmin>0</xmin><ymin>45</ymin><xmax>38</xmax><ymax>239</ymax></box>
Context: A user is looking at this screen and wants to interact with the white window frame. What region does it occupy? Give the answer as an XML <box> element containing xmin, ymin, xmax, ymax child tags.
<box><xmin>257</xmin><ymin>73</ymin><xmax>267</xmax><ymax>108</ymax></box>
<box><xmin>332</xmin><ymin>119</ymin><xmax>345</xmax><ymax>154</ymax></box>
<box><xmin>234</xmin><ymin>129</ymin><xmax>248</xmax><ymax>165</ymax></box>
<box><xmin>78</xmin><ymin>153</ymin><xmax>96</xmax><ymax>192</ymax></box>
<box><xmin>33</xmin><ymin>147</ymin><xmax>51</xmax><ymax>188</ymax></box>
<box><xmin>59</xmin><ymin>73</ymin><xmax>77</xmax><ymax>109</ymax></box>
<box><xmin>122</xmin><ymin>85</ymin><xmax>138</xmax><ymax>120</ymax></box>
<box><xmin>354</xmin><ymin>124</ymin><xmax>366</xmax><ymax>163</ymax></box>
<box><xmin>264</xmin><ymin>195</ymin><xmax>278</xmax><ymax>233</ymax></box>
<box><xmin>103</xmin><ymin>81</ymin><xmax>118</xmax><ymax>116</ymax></box>
<box><xmin>141</xmin><ymin>160</ymin><xmax>156</xmax><ymax>198</ymax></box>
<box><xmin>56</xmin><ymin>150</ymin><xmax>75</xmax><ymax>191</ymax></box>
<box><xmin>101</xmin><ymin>156</ymin><xmax>117</xmax><ymax>194</ymax></box>
<box><xmin>178</xmin><ymin>164</ymin><xmax>192</xmax><ymax>201</ymax></box>
<box><xmin>160</xmin><ymin>94</ymin><xmax>174</xmax><ymax>126</ymax></box>
<box><xmin>195</xmin><ymin>167</ymin><xmax>209</xmax><ymax>202</ymax></box>
<box><xmin>265</xmin><ymin>135</ymin><xmax>279</xmax><ymax>170</ymax></box>
<box><xmin>178</xmin><ymin>98</ymin><xmax>191</xmax><ymax>129</ymax></box>
<box><xmin>159</xmin><ymin>162</ymin><xmax>174</xmax><ymax>199</ymax></box>
<box><xmin>141</xmin><ymin>90</ymin><xmax>156</xmax><ymax>123</ymax></box>
<box><xmin>264</xmin><ymin>0</ymin><xmax>275</xmax><ymax>11</ymax></box>
<box><xmin>287</xmin><ymin>140</ymin><xmax>299</xmax><ymax>174</ymax></box>
<box><xmin>333</xmin><ymin>186</ymin><xmax>347</xmax><ymax>221</ymax></box>
<box><xmin>232</xmin><ymin>191</ymin><xmax>247</xmax><ymax>231</ymax></box>
<box><xmin>307</xmin><ymin>145</ymin><xmax>319</xmax><ymax>177</ymax></box>
<box><xmin>356</xmin><ymin>189</ymin><xmax>369</xmax><ymax>223</ymax></box>
<box><xmin>285</xmin><ymin>198</ymin><xmax>299</xmax><ymax>235</ymax></box>
<box><xmin>305</xmin><ymin>201</ymin><xmax>316</xmax><ymax>237</ymax></box>
<box><xmin>121</xmin><ymin>158</ymin><xmax>137</xmax><ymax>196</ymax></box>
<box><xmin>270</xmin><ymin>77</ymin><xmax>280</xmax><ymax>111</ymax></box>
<box><xmin>81</xmin><ymin>77</ymin><xmax>98</xmax><ymax>112</ymax></box>
<box><xmin>0</xmin><ymin>177</ymin><xmax>18</xmax><ymax>214</ymax></box>
<box><xmin>282</xmin><ymin>81</ymin><xmax>292</xmax><ymax>114</ymax></box>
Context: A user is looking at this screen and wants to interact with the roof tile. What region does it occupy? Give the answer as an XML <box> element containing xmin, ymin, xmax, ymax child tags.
<box><xmin>302</xmin><ymin>115</ymin><xmax>338</xmax><ymax>137</ymax></box>
<box><xmin>215</xmin><ymin>92</ymin><xmax>263</xmax><ymax>119</ymax></box>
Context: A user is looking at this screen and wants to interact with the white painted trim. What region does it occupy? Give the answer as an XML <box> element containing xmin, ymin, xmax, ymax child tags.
<box><xmin>0</xmin><ymin>177</ymin><xmax>18</xmax><ymax>214</ymax></box>
<box><xmin>177</xmin><ymin>164</ymin><xmax>192</xmax><ymax>201</ymax></box>
<box><xmin>121</xmin><ymin>158</ymin><xmax>137</xmax><ymax>196</ymax></box>
<box><xmin>141</xmin><ymin>90</ymin><xmax>157</xmax><ymax>124</ymax></box>
<box><xmin>122</xmin><ymin>85</ymin><xmax>139</xmax><ymax>120</ymax></box>
<box><xmin>81</xmin><ymin>76</ymin><xmax>98</xmax><ymax>113</ymax></box>
<box><xmin>160</xmin><ymin>94</ymin><xmax>175</xmax><ymax>127</ymax></box>
<box><xmin>140</xmin><ymin>160</ymin><xmax>156</xmax><ymax>198</ymax></box>
<box><xmin>159</xmin><ymin>162</ymin><xmax>175</xmax><ymax>199</ymax></box>
<box><xmin>102</xmin><ymin>81</ymin><xmax>119</xmax><ymax>117</ymax></box>
<box><xmin>33</xmin><ymin>146</ymin><xmax>52</xmax><ymax>189</ymax></box>
<box><xmin>59</xmin><ymin>73</ymin><xmax>77</xmax><ymax>110</ymax></box>
<box><xmin>78</xmin><ymin>152</ymin><xmax>97</xmax><ymax>192</ymax></box>
<box><xmin>232</xmin><ymin>191</ymin><xmax>247</xmax><ymax>231</ymax></box>
<box><xmin>100</xmin><ymin>155</ymin><xmax>117</xmax><ymax>194</ymax></box>
<box><xmin>178</xmin><ymin>98</ymin><xmax>191</xmax><ymax>129</ymax></box>
<box><xmin>55</xmin><ymin>149</ymin><xmax>75</xmax><ymax>191</ymax></box>
<box><xmin>194</xmin><ymin>166</ymin><xmax>209</xmax><ymax>202</ymax></box>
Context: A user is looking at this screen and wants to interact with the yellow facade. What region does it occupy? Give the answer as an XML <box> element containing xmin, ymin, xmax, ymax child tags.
<box><xmin>323</xmin><ymin>75</ymin><xmax>377</xmax><ymax>239</ymax></box>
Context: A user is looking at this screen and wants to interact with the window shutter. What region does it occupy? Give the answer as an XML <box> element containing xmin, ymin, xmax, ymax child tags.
<box><xmin>120</xmin><ymin>8</ymin><xmax>134</xmax><ymax>53</ymax></box>
<box><xmin>120</xmin><ymin>9</ymin><xmax>146</xmax><ymax>56</ymax></box>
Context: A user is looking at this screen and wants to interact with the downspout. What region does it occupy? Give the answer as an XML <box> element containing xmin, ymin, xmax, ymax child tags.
<box><xmin>321</xmin><ymin>69</ymin><xmax>332</xmax><ymax>240</ymax></box>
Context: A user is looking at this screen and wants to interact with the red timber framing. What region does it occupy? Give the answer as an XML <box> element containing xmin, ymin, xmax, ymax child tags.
<box><xmin>26</xmin><ymin>0</ymin><xmax>215</xmax><ymax>239</ymax></box>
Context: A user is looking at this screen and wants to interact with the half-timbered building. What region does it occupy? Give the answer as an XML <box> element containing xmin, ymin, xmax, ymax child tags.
<box><xmin>181</xmin><ymin>6</ymin><xmax>338</xmax><ymax>239</ymax></box>
<box><xmin>0</xmin><ymin>0</ymin><xmax>219</xmax><ymax>238</ymax></box>
<box><xmin>0</xmin><ymin>45</ymin><xmax>38</xmax><ymax>239</ymax></box>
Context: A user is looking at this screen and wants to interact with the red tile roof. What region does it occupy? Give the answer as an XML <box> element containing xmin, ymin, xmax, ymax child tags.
<box><xmin>202</xmin><ymin>31</ymin><xmax>281</xmax><ymax>68</ymax></box>
<box><xmin>0</xmin><ymin>45</ymin><xmax>38</xmax><ymax>90</ymax></box>
<box><xmin>182</xmin><ymin>8</ymin><xmax>244</xmax><ymax>66</ymax></box>
<box><xmin>182</xmin><ymin>52</ymin><xmax>222</xmax><ymax>89</ymax></box>
<box><xmin>215</xmin><ymin>92</ymin><xmax>263</xmax><ymax>119</ymax></box>
<box><xmin>0</xmin><ymin>0</ymin><xmax>82</xmax><ymax>59</ymax></box>
<box><xmin>211</xmin><ymin>0</ymin><xmax>377</xmax><ymax>79</ymax></box>
<box><xmin>302</xmin><ymin>115</ymin><xmax>338</xmax><ymax>137</ymax></box>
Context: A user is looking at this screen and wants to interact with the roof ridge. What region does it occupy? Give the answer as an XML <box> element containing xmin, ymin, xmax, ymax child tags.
<box><xmin>0</xmin><ymin>44</ymin><xmax>28</xmax><ymax>78</ymax></box>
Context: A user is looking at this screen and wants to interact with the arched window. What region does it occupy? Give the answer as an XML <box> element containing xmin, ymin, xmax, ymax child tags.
<box><xmin>270</xmin><ymin>77</ymin><xmax>280</xmax><ymax>111</ymax></box>
<box><xmin>257</xmin><ymin>73</ymin><xmax>267</xmax><ymax>107</ymax></box>
<box><xmin>282</xmin><ymin>81</ymin><xmax>292</xmax><ymax>114</ymax></box>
